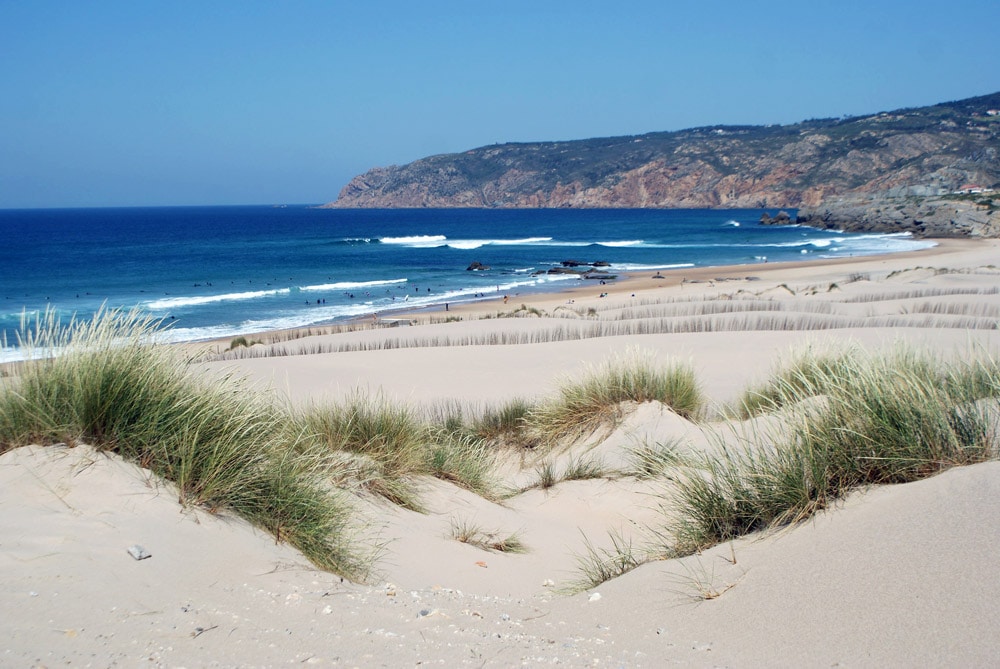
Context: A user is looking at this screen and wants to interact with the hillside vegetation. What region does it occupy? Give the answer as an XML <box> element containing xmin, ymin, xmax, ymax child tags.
<box><xmin>327</xmin><ymin>91</ymin><xmax>1000</xmax><ymax>212</ymax></box>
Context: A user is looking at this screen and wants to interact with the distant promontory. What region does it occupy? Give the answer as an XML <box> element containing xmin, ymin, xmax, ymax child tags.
<box><xmin>324</xmin><ymin>92</ymin><xmax>1000</xmax><ymax>236</ymax></box>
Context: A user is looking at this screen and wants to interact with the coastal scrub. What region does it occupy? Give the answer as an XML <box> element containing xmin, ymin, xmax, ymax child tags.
<box><xmin>298</xmin><ymin>393</ymin><xmax>501</xmax><ymax>508</ymax></box>
<box><xmin>669</xmin><ymin>345</ymin><xmax>1000</xmax><ymax>554</ymax></box>
<box><xmin>527</xmin><ymin>350</ymin><xmax>704</xmax><ymax>446</ymax></box>
<box><xmin>0</xmin><ymin>308</ymin><xmax>370</xmax><ymax>580</ymax></box>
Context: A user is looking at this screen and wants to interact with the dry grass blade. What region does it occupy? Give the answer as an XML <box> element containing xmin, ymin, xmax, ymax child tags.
<box><xmin>449</xmin><ymin>517</ymin><xmax>528</xmax><ymax>553</ymax></box>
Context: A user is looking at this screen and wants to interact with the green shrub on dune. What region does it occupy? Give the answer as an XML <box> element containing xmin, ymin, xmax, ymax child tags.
<box><xmin>731</xmin><ymin>345</ymin><xmax>856</xmax><ymax>419</ymax></box>
<box><xmin>298</xmin><ymin>393</ymin><xmax>429</xmax><ymax>511</ymax></box>
<box><xmin>297</xmin><ymin>393</ymin><xmax>501</xmax><ymax>507</ymax></box>
<box><xmin>472</xmin><ymin>397</ymin><xmax>535</xmax><ymax>445</ymax></box>
<box><xmin>425</xmin><ymin>429</ymin><xmax>500</xmax><ymax>501</ymax></box>
<box><xmin>0</xmin><ymin>308</ymin><xmax>369</xmax><ymax>580</ymax></box>
<box><xmin>670</xmin><ymin>345</ymin><xmax>1000</xmax><ymax>554</ymax></box>
<box><xmin>528</xmin><ymin>350</ymin><xmax>704</xmax><ymax>446</ymax></box>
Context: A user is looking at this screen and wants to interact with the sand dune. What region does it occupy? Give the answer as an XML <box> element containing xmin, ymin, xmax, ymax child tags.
<box><xmin>3</xmin><ymin>238</ymin><xmax>1000</xmax><ymax>666</ymax></box>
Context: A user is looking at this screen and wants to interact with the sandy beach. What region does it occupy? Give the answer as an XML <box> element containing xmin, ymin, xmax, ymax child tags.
<box><xmin>4</xmin><ymin>237</ymin><xmax>1000</xmax><ymax>667</ymax></box>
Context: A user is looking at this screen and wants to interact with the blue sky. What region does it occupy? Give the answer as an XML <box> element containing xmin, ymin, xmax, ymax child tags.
<box><xmin>2</xmin><ymin>1</ymin><xmax>998</xmax><ymax>208</ymax></box>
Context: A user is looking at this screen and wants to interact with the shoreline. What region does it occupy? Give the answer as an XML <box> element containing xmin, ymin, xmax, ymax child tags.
<box><xmin>209</xmin><ymin>237</ymin><xmax>974</xmax><ymax>351</ymax></box>
<box><xmin>314</xmin><ymin>238</ymin><xmax>976</xmax><ymax>328</ymax></box>
<box><xmin>228</xmin><ymin>237</ymin><xmax>975</xmax><ymax>343</ymax></box>
<box><xmin>0</xmin><ymin>237</ymin><xmax>983</xmax><ymax>364</ymax></box>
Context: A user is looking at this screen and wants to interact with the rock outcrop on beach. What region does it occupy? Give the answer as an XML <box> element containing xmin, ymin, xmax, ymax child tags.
<box><xmin>326</xmin><ymin>92</ymin><xmax>1000</xmax><ymax>216</ymax></box>
<box><xmin>789</xmin><ymin>191</ymin><xmax>1000</xmax><ymax>238</ymax></box>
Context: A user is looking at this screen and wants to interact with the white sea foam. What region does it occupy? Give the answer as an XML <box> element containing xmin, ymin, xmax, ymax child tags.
<box><xmin>611</xmin><ymin>262</ymin><xmax>696</xmax><ymax>272</ymax></box>
<box><xmin>379</xmin><ymin>235</ymin><xmax>448</xmax><ymax>247</ymax></box>
<box><xmin>146</xmin><ymin>280</ymin><xmax>409</xmax><ymax>311</ymax></box>
<box><xmin>504</xmin><ymin>237</ymin><xmax>552</xmax><ymax>244</ymax></box>
<box><xmin>0</xmin><ymin>344</ymin><xmax>73</xmax><ymax>363</ymax></box>
<box><xmin>156</xmin><ymin>275</ymin><xmax>589</xmax><ymax>343</ymax></box>
<box><xmin>381</xmin><ymin>235</ymin><xmax>657</xmax><ymax>250</ymax></box>
<box><xmin>543</xmin><ymin>241</ymin><xmax>591</xmax><ymax>247</ymax></box>
<box><xmin>529</xmin><ymin>273</ymin><xmax>581</xmax><ymax>285</ymax></box>
<box><xmin>724</xmin><ymin>220</ymin><xmax>741</xmax><ymax>226</ymax></box>
<box><xmin>766</xmin><ymin>238</ymin><xmax>835</xmax><ymax>249</ymax></box>
<box><xmin>445</xmin><ymin>236</ymin><xmax>553</xmax><ymax>250</ymax></box>
<box><xmin>300</xmin><ymin>278</ymin><xmax>407</xmax><ymax>292</ymax></box>
<box><xmin>155</xmin><ymin>303</ymin><xmax>387</xmax><ymax>344</ymax></box>
<box><xmin>821</xmin><ymin>233</ymin><xmax>936</xmax><ymax>256</ymax></box>
<box><xmin>596</xmin><ymin>240</ymin><xmax>644</xmax><ymax>248</ymax></box>
<box><xmin>446</xmin><ymin>240</ymin><xmax>486</xmax><ymax>250</ymax></box>
<box><xmin>146</xmin><ymin>288</ymin><xmax>291</xmax><ymax>310</ymax></box>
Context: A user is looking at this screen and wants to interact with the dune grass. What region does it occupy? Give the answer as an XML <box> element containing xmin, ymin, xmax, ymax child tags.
<box><xmin>515</xmin><ymin>455</ymin><xmax>610</xmax><ymax>495</ymax></box>
<box><xmin>561</xmin><ymin>455</ymin><xmax>611</xmax><ymax>481</ymax></box>
<box><xmin>0</xmin><ymin>308</ymin><xmax>370</xmax><ymax>580</ymax></box>
<box><xmin>425</xmin><ymin>430</ymin><xmax>500</xmax><ymax>501</ymax></box>
<box><xmin>11</xmin><ymin>308</ymin><xmax>1000</xmax><ymax>591</ymax></box>
<box><xmin>298</xmin><ymin>393</ymin><xmax>429</xmax><ymax>510</ymax></box>
<box><xmin>471</xmin><ymin>397</ymin><xmax>535</xmax><ymax>445</ymax></box>
<box><xmin>448</xmin><ymin>517</ymin><xmax>527</xmax><ymax>553</ymax></box>
<box><xmin>298</xmin><ymin>393</ymin><xmax>502</xmax><ymax>507</ymax></box>
<box><xmin>568</xmin><ymin>345</ymin><xmax>1000</xmax><ymax>587</ymax></box>
<box><xmin>627</xmin><ymin>437</ymin><xmax>687</xmax><ymax>479</ymax></box>
<box><xmin>567</xmin><ymin>530</ymin><xmax>645</xmax><ymax>593</ymax></box>
<box><xmin>527</xmin><ymin>351</ymin><xmax>704</xmax><ymax>447</ymax></box>
<box><xmin>426</xmin><ymin>397</ymin><xmax>536</xmax><ymax>449</ymax></box>
<box><xmin>531</xmin><ymin>460</ymin><xmax>559</xmax><ymax>490</ymax></box>
<box><xmin>730</xmin><ymin>345</ymin><xmax>856</xmax><ymax>419</ymax></box>
<box><xmin>226</xmin><ymin>335</ymin><xmax>262</xmax><ymax>350</ymax></box>
<box><xmin>668</xmin><ymin>345</ymin><xmax>1000</xmax><ymax>555</ymax></box>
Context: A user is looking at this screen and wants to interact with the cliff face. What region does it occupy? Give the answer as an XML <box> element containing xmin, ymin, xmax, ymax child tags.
<box><xmin>326</xmin><ymin>92</ymin><xmax>1000</xmax><ymax>211</ymax></box>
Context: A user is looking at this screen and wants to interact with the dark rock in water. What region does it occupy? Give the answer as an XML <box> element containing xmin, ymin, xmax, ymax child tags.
<box><xmin>584</xmin><ymin>272</ymin><xmax>618</xmax><ymax>280</ymax></box>
<box><xmin>561</xmin><ymin>259</ymin><xmax>611</xmax><ymax>269</ymax></box>
<box><xmin>760</xmin><ymin>210</ymin><xmax>792</xmax><ymax>225</ymax></box>
<box><xmin>466</xmin><ymin>261</ymin><xmax>491</xmax><ymax>271</ymax></box>
<box><xmin>548</xmin><ymin>267</ymin><xmax>586</xmax><ymax>275</ymax></box>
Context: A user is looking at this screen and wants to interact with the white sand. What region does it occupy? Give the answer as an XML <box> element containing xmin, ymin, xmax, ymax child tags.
<box><xmin>4</xmin><ymin>238</ymin><xmax>1000</xmax><ymax>666</ymax></box>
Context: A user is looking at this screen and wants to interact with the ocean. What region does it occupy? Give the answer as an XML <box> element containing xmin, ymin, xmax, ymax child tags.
<box><xmin>1</xmin><ymin>205</ymin><xmax>934</xmax><ymax>360</ymax></box>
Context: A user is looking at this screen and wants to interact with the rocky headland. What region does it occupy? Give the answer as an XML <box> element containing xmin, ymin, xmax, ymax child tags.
<box><xmin>789</xmin><ymin>191</ymin><xmax>999</xmax><ymax>238</ymax></box>
<box><xmin>326</xmin><ymin>92</ymin><xmax>1000</xmax><ymax>239</ymax></box>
